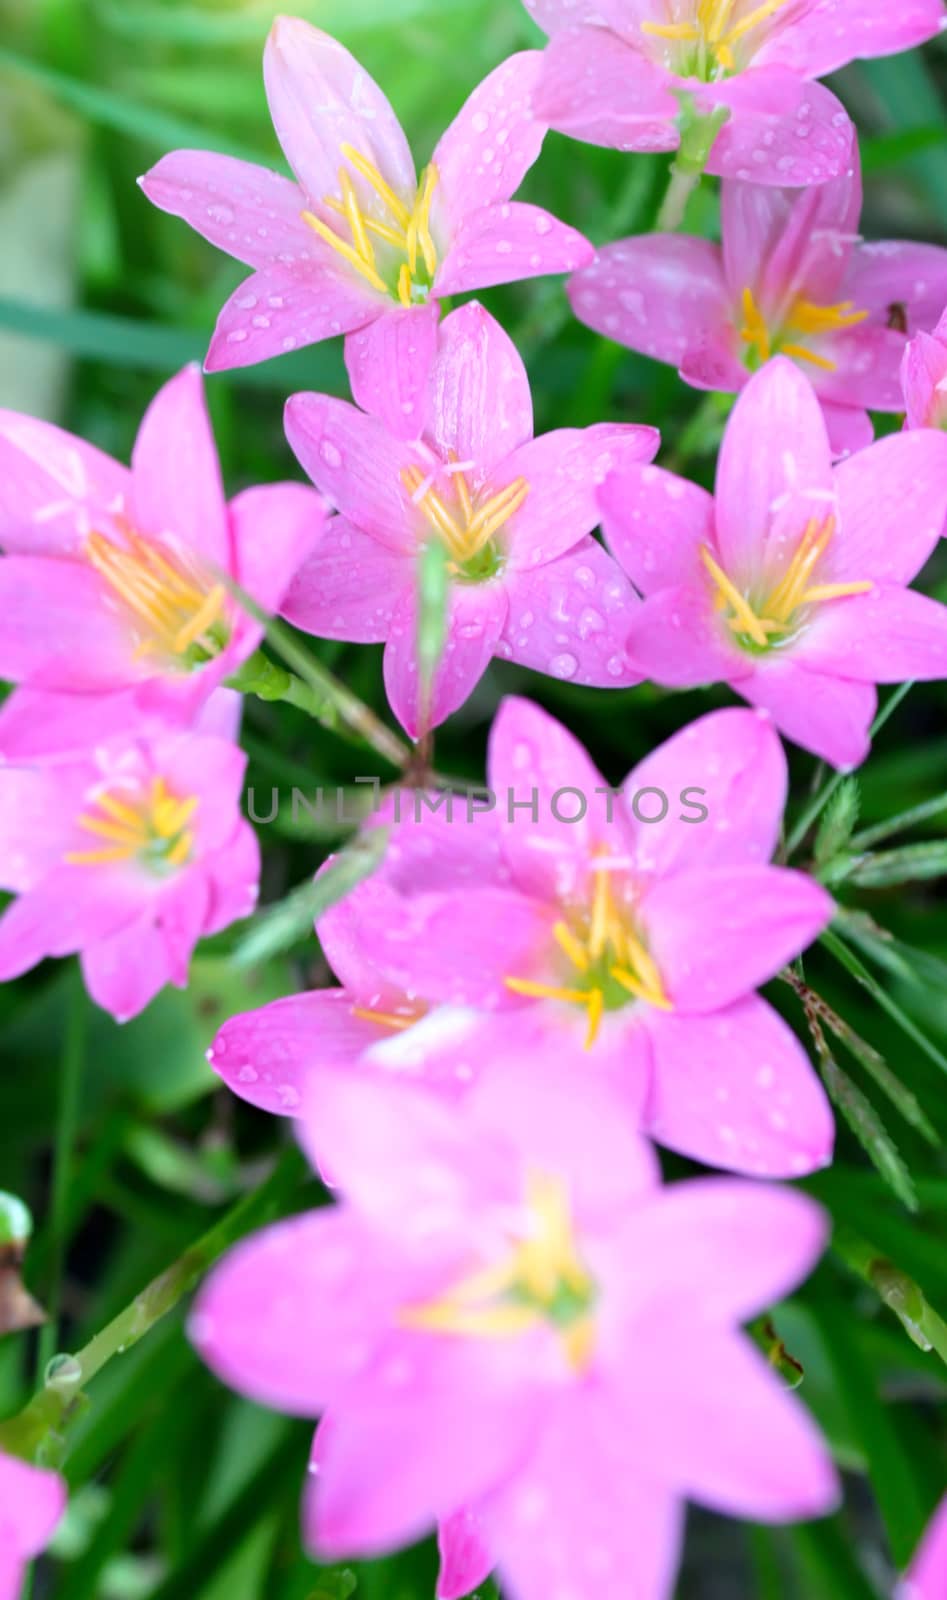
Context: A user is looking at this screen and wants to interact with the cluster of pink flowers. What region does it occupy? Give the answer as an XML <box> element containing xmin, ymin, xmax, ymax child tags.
<box><xmin>5</xmin><ymin>2</ymin><xmax>947</xmax><ymax>1592</ymax></box>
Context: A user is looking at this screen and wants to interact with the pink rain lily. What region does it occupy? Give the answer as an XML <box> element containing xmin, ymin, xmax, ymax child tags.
<box><xmin>901</xmin><ymin>1494</ymin><xmax>947</xmax><ymax>1600</ymax></box>
<box><xmin>252</xmin><ymin>696</ymin><xmax>837</xmax><ymax>1179</ymax></box>
<box><xmin>0</xmin><ymin>717</ymin><xmax>259</xmax><ymax>1020</ymax></box>
<box><xmin>193</xmin><ymin>1060</ymin><xmax>839</xmax><ymax>1599</ymax></box>
<box><xmin>140</xmin><ymin>19</ymin><xmax>592</xmax><ymax>383</ymax></box>
<box><xmin>281</xmin><ymin>301</ymin><xmax>658</xmax><ymax>737</ymax></box>
<box><xmin>602</xmin><ymin>357</ymin><xmax>947</xmax><ymax>769</ymax></box>
<box><xmin>903</xmin><ymin>304</ymin><xmax>947</xmax><ymax>431</ymax></box>
<box><xmin>527</xmin><ymin>0</ymin><xmax>944</xmax><ymax>186</ymax></box>
<box><xmin>570</xmin><ymin>151</ymin><xmax>947</xmax><ymax>457</ymax></box>
<box><xmin>0</xmin><ymin>1451</ymin><xmax>65</xmax><ymax>1600</ymax></box>
<box><xmin>0</xmin><ymin>365</ymin><xmax>325</xmax><ymax>750</ymax></box>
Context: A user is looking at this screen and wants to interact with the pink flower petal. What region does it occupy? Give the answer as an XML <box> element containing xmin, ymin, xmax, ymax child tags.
<box><xmin>282</xmin><ymin>515</ymin><xmax>412</xmax><ymax>643</ymax></box>
<box><xmin>488</xmin><ymin>694</ymin><xmax>628</xmax><ymax>904</ymax></box>
<box><xmin>0</xmin><ymin>557</ymin><xmax>135</xmax><ymax>691</ymax></box>
<box><xmin>625</xmin><ymin>584</ymin><xmax>752</xmax><ymax>687</ymax></box>
<box><xmin>0</xmin><ymin>410</ymin><xmax>129</xmax><ymax>556</ymax></box>
<box><xmin>760</xmin><ymin>0</ymin><xmax>946</xmax><ymax>78</ymax></box>
<box><xmin>738</xmin><ymin>657</ymin><xmax>876</xmax><ymax>768</ymax></box>
<box><xmin>904</xmin><ymin>1493</ymin><xmax>947</xmax><ymax>1600</ymax></box>
<box><xmin>205</xmin><ymin>265</ymin><xmax>377</xmax><ymax>373</ymax></box>
<box><xmin>382</xmin><ymin>579</ymin><xmax>508</xmax><ymax>738</ymax></box>
<box><xmin>798</xmin><ymin>584</ymin><xmax>947</xmax><ymax>683</ymax></box>
<box><xmin>715</xmin><ymin>357</ymin><xmax>834</xmax><ymax>584</ymax></box>
<box><xmin>0</xmin><ymin>766</ymin><xmax>89</xmax><ymax>891</ymax></box>
<box><xmin>498</xmin><ymin>536</ymin><xmax>642</xmax><ymax>688</ymax></box>
<box><xmin>210</xmin><ymin>989</ymin><xmax>383</xmax><ymax>1115</ymax></box>
<box><xmin>722</xmin><ymin>162</ymin><xmax>861</xmax><ymax>312</ymax></box>
<box><xmin>829</xmin><ymin>430</ymin><xmax>947</xmax><ymax>583</ymax></box>
<box><xmin>201</xmin><ymin>821</ymin><xmax>261</xmax><ymax>935</ymax></box>
<box><xmin>642</xmin><ymin>996</ymin><xmax>834</xmax><ymax>1176</ymax></box>
<box><xmin>846</xmin><ymin>240</ymin><xmax>947</xmax><ymax>335</ymax></box>
<box><xmin>432</xmin><ymin>53</ymin><xmax>547</xmax><ymax>228</ymax></box>
<box><xmin>482</xmin><ymin>1390</ymin><xmax>684</xmax><ymax>1600</ymax></box>
<box><xmin>139</xmin><ymin>150</ymin><xmax>311</xmax><ymax>270</ymax></box>
<box><xmin>623</xmin><ymin>706</ymin><xmax>788</xmax><ymax>875</ymax></box>
<box><xmin>284</xmin><ymin>392</ymin><xmax>415</xmax><ymax>553</ymax></box>
<box><xmin>519</xmin><ymin>0</ymin><xmax>637</xmax><ymax>33</ymax></box>
<box><xmin>811</xmin><ymin>324</ymin><xmax>912</xmax><ymax>412</ymax></box>
<box><xmin>428</xmin><ymin>302</ymin><xmax>534</xmax><ymax>482</ymax></box>
<box><xmin>599</xmin><ymin>462</ymin><xmax>715</xmax><ymax>594</ymax></box>
<box><xmin>569</xmin><ymin>235</ymin><xmax>738</xmax><ymax>379</ymax></box>
<box><xmin>0</xmin><ymin>863</ymin><xmax>145</xmax><ymax>982</ymax></box>
<box><xmin>437</xmin><ymin>1508</ymin><xmax>494</xmax><ymax>1600</ymax></box>
<box><xmin>902</xmin><ymin>329</ymin><xmax>947</xmax><ymax>431</ymax></box>
<box><xmin>82</xmin><ymin>904</ymin><xmax>178</xmax><ymax>1022</ymax></box>
<box><xmin>821</xmin><ymin>402</ymin><xmax>874</xmax><ymax>460</ymax></box>
<box><xmin>262</xmin><ymin>19</ymin><xmax>415</xmax><ymax>210</ymax></box>
<box><xmin>535</xmin><ymin>26</ymin><xmax>678</xmax><ymax>153</ymax></box>
<box><xmin>130</xmin><ymin>365</ymin><xmax>230</xmax><ymax>571</ymax></box>
<box><xmin>231</xmin><ymin>480</ymin><xmax>327</xmax><ymax>619</ymax></box>
<box><xmin>0</xmin><ymin>1451</ymin><xmax>65</xmax><ymax>1566</ymax></box>
<box><xmin>499</xmin><ymin>423</ymin><xmax>659</xmax><ymax>571</ymax></box>
<box><xmin>155</xmin><ymin>731</ymin><xmax>248</xmax><ymax>852</ymax></box>
<box><xmin>702</xmin><ymin>71</ymin><xmax>853</xmax><ymax>187</ymax></box>
<box><xmin>344</xmin><ymin>304</ymin><xmax>441</xmax><ymax>441</ymax></box>
<box><xmin>435</xmin><ymin>201</ymin><xmax>592</xmax><ymax>297</ymax></box>
<box><xmin>634</xmin><ymin>1327</ymin><xmax>839</xmax><ymax>1520</ymax></box>
<box><xmin>641</xmin><ymin>864</ymin><xmax>834</xmax><ymax>1013</ymax></box>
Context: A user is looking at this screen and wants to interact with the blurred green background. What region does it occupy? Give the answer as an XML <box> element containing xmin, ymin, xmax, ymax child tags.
<box><xmin>3</xmin><ymin>1</ymin><xmax>947</xmax><ymax>1596</ymax></box>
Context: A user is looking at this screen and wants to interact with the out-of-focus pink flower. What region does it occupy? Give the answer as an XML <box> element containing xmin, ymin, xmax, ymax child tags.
<box><xmin>193</xmin><ymin>1061</ymin><xmax>838</xmax><ymax>1599</ymax></box>
<box><xmin>570</xmin><ymin>151</ymin><xmax>947</xmax><ymax>458</ymax></box>
<box><xmin>603</xmin><ymin>358</ymin><xmax>947</xmax><ymax>769</ymax></box>
<box><xmin>0</xmin><ymin>718</ymin><xmax>259</xmax><ymax>1020</ymax></box>
<box><xmin>285</xmin><ymin>697</ymin><xmax>836</xmax><ymax>1178</ymax></box>
<box><xmin>140</xmin><ymin>19</ymin><xmax>592</xmax><ymax>379</ymax></box>
<box><xmin>527</xmin><ymin>0</ymin><xmax>943</xmax><ymax>185</ymax></box>
<box><xmin>281</xmin><ymin>302</ymin><xmax>657</xmax><ymax>737</ymax></box>
<box><xmin>901</xmin><ymin>1494</ymin><xmax>947</xmax><ymax>1600</ymax></box>
<box><xmin>0</xmin><ymin>366</ymin><xmax>325</xmax><ymax>750</ymax></box>
<box><xmin>0</xmin><ymin>1451</ymin><xmax>65</xmax><ymax>1600</ymax></box>
<box><xmin>903</xmin><ymin>305</ymin><xmax>947</xmax><ymax>431</ymax></box>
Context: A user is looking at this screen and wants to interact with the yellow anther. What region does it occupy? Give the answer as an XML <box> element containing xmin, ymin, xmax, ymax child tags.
<box><xmin>740</xmin><ymin>287</ymin><xmax>870</xmax><ymax>376</ymax></box>
<box><xmin>350</xmin><ymin>1004</ymin><xmax>422</xmax><ymax>1032</ymax></box>
<box><xmin>779</xmin><ymin>343</ymin><xmax>838</xmax><ymax>372</ymax></box>
<box><xmin>641</xmin><ymin>20</ymin><xmax>701</xmax><ymax>39</ymax></box>
<box><xmin>702</xmin><ymin>515</ymin><xmax>874</xmax><ymax>649</ymax></box>
<box><xmin>787</xmin><ymin>299</ymin><xmax>870</xmax><ymax>336</ymax></box>
<box><xmin>801</xmin><ymin>581</ymin><xmax>874</xmax><ymax>604</ymax></box>
<box><xmin>339</xmin><ymin>142</ymin><xmax>412</xmax><ymax>230</ymax></box>
<box><xmin>85</xmin><ymin>528</ymin><xmax>228</xmax><ymax>663</ymax></box>
<box><xmin>65</xmin><ymin>777</ymin><xmax>197</xmax><ymax>871</ymax></box>
<box><xmin>401</xmin><ymin>463</ymin><xmax>528</xmax><ymax>564</ymax></box>
<box><xmin>643</xmin><ymin>0</ymin><xmax>787</xmax><ymax>69</ymax></box>
<box><xmin>504</xmin><ymin>978</ymin><xmax>592</xmax><ymax>1006</ymax></box>
<box><xmin>339</xmin><ymin>167</ymin><xmax>375</xmax><ymax>268</ymax></box>
<box><xmin>301</xmin><ymin>209</ymin><xmax>389</xmax><ymax>294</ymax></box>
<box><xmin>553</xmin><ymin>920</ymin><xmax>590</xmax><ymax>973</ymax></box>
<box><xmin>309</xmin><ymin>148</ymin><xmax>440</xmax><ymax>307</ymax></box>
<box><xmin>397</xmin><ymin>261</ymin><xmax>413</xmax><ymax>308</ymax></box>
<box><xmin>700</xmin><ymin>545</ymin><xmax>770</xmax><ymax>647</ymax></box>
<box><xmin>740</xmin><ymin>287</ymin><xmax>772</xmax><ymax>364</ymax></box>
<box><xmin>584</xmin><ymin>987</ymin><xmax>605</xmax><ymax>1049</ymax></box>
<box><xmin>718</xmin><ymin>0</ymin><xmax>788</xmax><ymax>46</ymax></box>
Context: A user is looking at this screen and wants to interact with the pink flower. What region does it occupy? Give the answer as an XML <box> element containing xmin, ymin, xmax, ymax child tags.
<box><xmin>903</xmin><ymin>304</ymin><xmax>947</xmax><ymax>431</ymax></box>
<box><xmin>281</xmin><ymin>302</ymin><xmax>657</xmax><ymax>737</ymax></box>
<box><xmin>0</xmin><ymin>366</ymin><xmax>324</xmax><ymax>751</ymax></box>
<box><xmin>140</xmin><ymin>18</ymin><xmax>592</xmax><ymax>380</ymax></box>
<box><xmin>247</xmin><ymin>696</ymin><xmax>835</xmax><ymax>1178</ymax></box>
<box><xmin>901</xmin><ymin>1494</ymin><xmax>947</xmax><ymax>1600</ymax></box>
<box><xmin>192</xmin><ymin>1060</ymin><xmax>838</xmax><ymax>1599</ymax></box>
<box><xmin>0</xmin><ymin>716</ymin><xmax>259</xmax><ymax>1020</ymax></box>
<box><xmin>0</xmin><ymin>1451</ymin><xmax>65</xmax><ymax>1600</ymax></box>
<box><xmin>603</xmin><ymin>358</ymin><xmax>947</xmax><ymax>769</ymax></box>
<box><xmin>570</xmin><ymin>150</ymin><xmax>947</xmax><ymax>458</ymax></box>
<box><xmin>528</xmin><ymin>0</ymin><xmax>943</xmax><ymax>186</ymax></box>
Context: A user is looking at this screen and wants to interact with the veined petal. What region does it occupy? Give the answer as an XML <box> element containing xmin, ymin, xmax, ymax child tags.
<box><xmin>283</xmin><ymin>393</ymin><xmax>415</xmax><ymax>553</ymax></box>
<box><xmin>231</xmin><ymin>480</ymin><xmax>328</xmax><ymax>619</ymax></box>
<box><xmin>139</xmin><ymin>150</ymin><xmax>311</xmax><ymax>270</ymax></box>
<box><xmin>432</xmin><ymin>53</ymin><xmax>547</xmax><ymax>230</ymax></box>
<box><xmin>758</xmin><ymin>0</ymin><xmax>946</xmax><ymax>78</ymax></box>
<box><xmin>738</xmin><ymin>657</ymin><xmax>876</xmax><ymax>769</ymax></box>
<box><xmin>437</xmin><ymin>1509</ymin><xmax>494</xmax><ymax>1600</ymax></box>
<box><xmin>499</xmin><ymin>537</ymin><xmax>642</xmax><ymax>689</ymax></box>
<box><xmin>798</xmin><ymin>584</ymin><xmax>947</xmax><ymax>683</ymax></box>
<box><xmin>0</xmin><ymin>411</ymin><xmax>129</xmax><ymax>557</ymax></box>
<box><xmin>569</xmin><ymin>235</ymin><xmax>735</xmax><ymax>378</ymax></box>
<box><xmin>702</xmin><ymin>72</ymin><xmax>853</xmax><ymax>188</ymax></box>
<box><xmin>535</xmin><ymin>26</ymin><xmax>679</xmax><ymax>152</ymax></box>
<box><xmin>344</xmin><ymin>304</ymin><xmax>441</xmax><ymax>441</ymax></box>
<box><xmin>642</xmin><ymin>997</ymin><xmax>834</xmax><ymax>1177</ymax></box>
<box><xmin>721</xmin><ymin>162</ymin><xmax>861</xmax><ymax>313</ymax></box>
<box><xmin>903</xmin><ymin>1494</ymin><xmax>947</xmax><ymax>1600</ymax></box>
<box><xmin>201</xmin><ymin>821</ymin><xmax>260</xmax><ymax>936</ymax></box>
<box><xmin>0</xmin><ymin>766</ymin><xmax>89</xmax><ymax>891</ymax></box>
<box><xmin>262</xmin><ymin>19</ymin><xmax>415</xmax><ymax>210</ymax></box>
<box><xmin>81</xmin><ymin>910</ymin><xmax>176</xmax><ymax>1022</ymax></box>
<box><xmin>210</xmin><ymin>989</ymin><xmax>386</xmax><ymax>1116</ymax></box>
<box><xmin>845</xmin><ymin>240</ymin><xmax>947</xmax><ymax>336</ymax></box>
<box><xmin>809</xmin><ymin>325</ymin><xmax>914</xmax><ymax>413</ymax></box>
<box><xmin>282</xmin><ymin>515</ymin><xmax>412</xmax><ymax>643</ymax></box>
<box><xmin>428</xmin><ymin>302</ymin><xmax>534</xmax><ymax>483</ymax></box>
<box><xmin>0</xmin><ymin>557</ymin><xmax>137</xmax><ymax>691</ymax></box>
<box><xmin>434</xmin><ymin>201</ymin><xmax>592</xmax><ymax>298</ymax></box>
<box><xmin>131</xmin><ymin>365</ymin><xmax>230</xmax><ymax>571</ymax></box>
<box><xmin>625</xmin><ymin>584</ymin><xmax>752</xmax><ymax>687</ymax></box>
<box><xmin>0</xmin><ymin>864</ymin><xmax>145</xmax><ymax>983</ymax></box>
<box><xmin>205</xmin><ymin>265</ymin><xmax>377</xmax><ymax>373</ymax></box>
<box><xmin>599</xmin><ymin>462</ymin><xmax>715</xmax><ymax>595</ymax></box>
<box><xmin>382</xmin><ymin>580</ymin><xmax>508</xmax><ymax>738</ymax></box>
<box><xmin>820</xmin><ymin>402</ymin><xmax>874</xmax><ymax>461</ymax></box>
<box><xmin>828</xmin><ymin>429</ymin><xmax>947</xmax><ymax>583</ymax></box>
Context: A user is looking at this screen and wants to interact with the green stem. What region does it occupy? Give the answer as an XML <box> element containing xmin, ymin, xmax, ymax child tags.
<box><xmin>1</xmin><ymin>1145</ymin><xmax>306</xmax><ymax>1465</ymax></box>
<box><xmin>37</xmin><ymin>971</ymin><xmax>87</xmax><ymax>1379</ymax></box>
<box><xmin>785</xmin><ymin>682</ymin><xmax>915</xmax><ymax>859</ymax></box>
<box><xmin>850</xmin><ymin>788</ymin><xmax>947</xmax><ymax>852</ymax></box>
<box><xmin>654</xmin><ymin>165</ymin><xmax>700</xmax><ymax>232</ymax></box>
<box><xmin>665</xmin><ymin>390</ymin><xmax>732</xmax><ymax>473</ymax></box>
<box><xmin>820</xmin><ymin>923</ymin><xmax>947</xmax><ymax>1080</ymax></box>
<box><xmin>229</xmin><ymin>645</ymin><xmax>408</xmax><ymax>770</ymax></box>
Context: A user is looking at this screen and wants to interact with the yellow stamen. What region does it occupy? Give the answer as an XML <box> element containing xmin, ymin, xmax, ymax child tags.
<box><xmin>779</xmin><ymin>343</ymin><xmax>838</xmax><ymax>372</ymax></box>
<box><xmin>85</xmin><ymin>529</ymin><xmax>228</xmax><ymax>663</ymax></box>
<box><xmin>339</xmin><ymin>142</ymin><xmax>412</xmax><ymax>230</ymax></box>
<box><xmin>719</xmin><ymin>0</ymin><xmax>788</xmax><ymax>47</ymax></box>
<box><xmin>765</xmin><ymin>515</ymin><xmax>835</xmax><ymax>622</ymax></box>
<box><xmin>641</xmin><ymin>20</ymin><xmax>701</xmax><ymax>39</ymax></box>
<box><xmin>339</xmin><ymin>167</ymin><xmax>375</xmax><ymax>268</ymax></box>
<box><xmin>801</xmin><ymin>581</ymin><xmax>874</xmax><ymax>603</ymax></box>
<box><xmin>397</xmin><ymin>261</ymin><xmax>413</xmax><ymax>308</ymax></box>
<box><xmin>324</xmin><ymin>198</ymin><xmax>406</xmax><ymax>249</ymax></box>
<box><xmin>700</xmin><ymin>545</ymin><xmax>769</xmax><ymax>647</ymax></box>
<box><xmin>504</xmin><ymin>978</ymin><xmax>592</xmax><ymax>1005</ymax></box>
<box><xmin>402</xmin><ymin>464</ymin><xmax>529</xmax><ymax>564</ymax></box>
<box><xmin>787</xmin><ymin>299</ymin><xmax>870</xmax><ymax>336</ymax></box>
<box><xmin>301</xmin><ymin>209</ymin><xmax>389</xmax><ymax>294</ymax></box>
<box><xmin>553</xmin><ymin>920</ymin><xmax>590</xmax><ymax>973</ymax></box>
<box><xmin>740</xmin><ymin>287</ymin><xmax>772</xmax><ymax>364</ymax></box>
<box><xmin>66</xmin><ymin>776</ymin><xmax>197</xmax><ymax>872</ymax></box>
<box><xmin>172</xmin><ymin>584</ymin><xmax>227</xmax><ymax>655</ymax></box>
<box><xmin>350</xmin><ymin>1005</ymin><xmax>420</xmax><ymax>1032</ymax></box>
<box><xmin>584</xmin><ymin>986</ymin><xmax>604</xmax><ymax>1049</ymax></box>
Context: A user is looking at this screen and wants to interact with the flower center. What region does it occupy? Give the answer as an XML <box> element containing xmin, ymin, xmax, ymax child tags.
<box><xmin>701</xmin><ymin>513</ymin><xmax>873</xmax><ymax>652</ymax></box>
<box><xmin>85</xmin><ymin>527</ymin><xmax>229</xmax><ymax>668</ymax></box>
<box><xmin>400</xmin><ymin>1170</ymin><xmax>597</xmax><ymax>1373</ymax></box>
<box><xmin>739</xmin><ymin>287</ymin><xmax>870</xmax><ymax>375</ymax></box>
<box><xmin>65</xmin><ymin>777</ymin><xmax>198</xmax><ymax>871</ymax></box>
<box><xmin>401</xmin><ymin>454</ymin><xmax>529</xmax><ymax>582</ymax></box>
<box><xmin>642</xmin><ymin>0</ymin><xmax>789</xmax><ymax>77</ymax></box>
<box><xmin>301</xmin><ymin>144</ymin><xmax>439</xmax><ymax>307</ymax></box>
<box><xmin>504</xmin><ymin>857</ymin><xmax>671</xmax><ymax>1049</ymax></box>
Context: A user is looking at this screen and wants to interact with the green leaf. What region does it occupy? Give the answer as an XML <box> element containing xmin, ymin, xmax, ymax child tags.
<box><xmin>814</xmin><ymin>777</ymin><xmax>860</xmax><ymax>870</ymax></box>
<box><xmin>821</xmin><ymin>923</ymin><xmax>947</xmax><ymax>1082</ymax></box>
<box><xmin>231</xmin><ymin>829</ymin><xmax>389</xmax><ymax>969</ymax></box>
<box><xmin>841</xmin><ymin>840</ymin><xmax>947</xmax><ymax>889</ymax></box>
<box><xmin>820</xmin><ymin>1050</ymin><xmax>918</xmax><ymax>1212</ymax></box>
